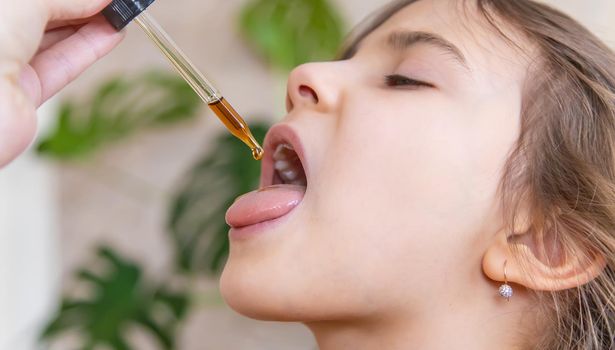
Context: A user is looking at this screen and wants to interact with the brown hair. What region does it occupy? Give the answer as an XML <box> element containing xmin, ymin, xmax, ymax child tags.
<box><xmin>341</xmin><ymin>1</ymin><xmax>615</xmax><ymax>349</ymax></box>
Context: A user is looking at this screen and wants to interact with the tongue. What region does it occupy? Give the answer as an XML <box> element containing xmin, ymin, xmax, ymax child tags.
<box><xmin>225</xmin><ymin>184</ymin><xmax>305</xmax><ymax>228</ymax></box>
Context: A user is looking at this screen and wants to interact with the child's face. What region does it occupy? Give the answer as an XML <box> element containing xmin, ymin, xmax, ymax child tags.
<box><xmin>221</xmin><ymin>0</ymin><xmax>530</xmax><ymax>322</ymax></box>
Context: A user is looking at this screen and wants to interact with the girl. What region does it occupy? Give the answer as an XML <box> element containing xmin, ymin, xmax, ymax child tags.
<box><xmin>222</xmin><ymin>1</ymin><xmax>615</xmax><ymax>349</ymax></box>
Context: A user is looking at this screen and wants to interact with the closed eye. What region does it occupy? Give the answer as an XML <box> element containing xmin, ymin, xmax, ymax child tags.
<box><xmin>384</xmin><ymin>74</ymin><xmax>434</xmax><ymax>89</ymax></box>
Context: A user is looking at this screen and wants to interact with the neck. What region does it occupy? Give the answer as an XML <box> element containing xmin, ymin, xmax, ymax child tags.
<box><xmin>305</xmin><ymin>287</ymin><xmax>538</xmax><ymax>350</ymax></box>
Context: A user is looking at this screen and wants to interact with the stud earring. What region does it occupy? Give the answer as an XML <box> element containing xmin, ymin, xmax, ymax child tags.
<box><xmin>499</xmin><ymin>259</ymin><xmax>513</xmax><ymax>301</ymax></box>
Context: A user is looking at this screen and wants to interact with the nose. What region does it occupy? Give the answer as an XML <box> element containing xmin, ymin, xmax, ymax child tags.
<box><xmin>285</xmin><ymin>62</ymin><xmax>341</xmax><ymax>113</ymax></box>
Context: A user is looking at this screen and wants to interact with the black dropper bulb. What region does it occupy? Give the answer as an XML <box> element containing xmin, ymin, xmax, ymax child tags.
<box><xmin>102</xmin><ymin>0</ymin><xmax>156</xmax><ymax>30</ymax></box>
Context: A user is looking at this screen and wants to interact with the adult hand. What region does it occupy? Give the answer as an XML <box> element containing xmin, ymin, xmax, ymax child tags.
<box><xmin>0</xmin><ymin>0</ymin><xmax>124</xmax><ymax>167</ymax></box>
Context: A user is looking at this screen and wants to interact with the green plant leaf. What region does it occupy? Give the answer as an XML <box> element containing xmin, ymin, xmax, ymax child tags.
<box><xmin>37</xmin><ymin>71</ymin><xmax>201</xmax><ymax>160</ymax></box>
<box><xmin>240</xmin><ymin>0</ymin><xmax>345</xmax><ymax>71</ymax></box>
<box><xmin>168</xmin><ymin>123</ymin><xmax>270</xmax><ymax>274</ymax></box>
<box><xmin>42</xmin><ymin>246</ymin><xmax>190</xmax><ymax>350</ymax></box>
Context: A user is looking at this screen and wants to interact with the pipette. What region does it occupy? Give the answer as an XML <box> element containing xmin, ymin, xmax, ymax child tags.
<box><xmin>102</xmin><ymin>0</ymin><xmax>264</xmax><ymax>160</ymax></box>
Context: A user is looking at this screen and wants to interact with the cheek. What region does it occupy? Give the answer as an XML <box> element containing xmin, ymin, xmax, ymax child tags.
<box><xmin>313</xmin><ymin>94</ymin><xmax>516</xmax><ymax>285</ymax></box>
<box><xmin>320</xmin><ymin>96</ymin><xmax>477</xmax><ymax>228</ymax></box>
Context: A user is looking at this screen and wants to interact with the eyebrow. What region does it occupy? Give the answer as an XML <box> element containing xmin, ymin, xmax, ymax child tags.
<box><xmin>387</xmin><ymin>31</ymin><xmax>469</xmax><ymax>69</ymax></box>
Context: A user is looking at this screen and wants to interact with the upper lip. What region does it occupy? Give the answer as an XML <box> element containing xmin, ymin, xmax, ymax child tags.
<box><xmin>260</xmin><ymin>123</ymin><xmax>309</xmax><ymax>188</ymax></box>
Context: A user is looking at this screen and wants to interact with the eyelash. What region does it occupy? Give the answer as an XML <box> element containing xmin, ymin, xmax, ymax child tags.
<box><xmin>384</xmin><ymin>74</ymin><xmax>434</xmax><ymax>89</ymax></box>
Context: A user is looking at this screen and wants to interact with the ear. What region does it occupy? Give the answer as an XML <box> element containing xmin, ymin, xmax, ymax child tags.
<box><xmin>483</xmin><ymin>227</ymin><xmax>607</xmax><ymax>292</ymax></box>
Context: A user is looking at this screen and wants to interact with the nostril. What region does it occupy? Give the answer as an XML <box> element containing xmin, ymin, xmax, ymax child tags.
<box><xmin>299</xmin><ymin>85</ymin><xmax>319</xmax><ymax>104</ymax></box>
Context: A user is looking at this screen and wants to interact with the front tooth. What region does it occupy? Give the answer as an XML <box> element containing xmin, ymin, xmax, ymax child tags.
<box><xmin>281</xmin><ymin>169</ymin><xmax>299</xmax><ymax>181</ymax></box>
<box><xmin>274</xmin><ymin>160</ymin><xmax>290</xmax><ymax>171</ymax></box>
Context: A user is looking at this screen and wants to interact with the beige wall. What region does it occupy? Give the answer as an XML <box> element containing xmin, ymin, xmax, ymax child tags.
<box><xmin>2</xmin><ymin>1</ymin><xmax>613</xmax><ymax>349</ymax></box>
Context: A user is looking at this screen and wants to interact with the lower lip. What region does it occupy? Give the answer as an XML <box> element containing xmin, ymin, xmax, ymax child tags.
<box><xmin>225</xmin><ymin>184</ymin><xmax>306</xmax><ymax>240</ymax></box>
<box><xmin>228</xmin><ymin>213</ymin><xmax>294</xmax><ymax>240</ymax></box>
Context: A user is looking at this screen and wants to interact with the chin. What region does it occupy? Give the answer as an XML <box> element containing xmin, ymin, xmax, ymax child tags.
<box><xmin>220</xmin><ymin>259</ymin><xmax>376</xmax><ymax>324</ymax></box>
<box><xmin>220</xmin><ymin>258</ymin><xmax>358</xmax><ymax>323</ymax></box>
<box><xmin>220</xmin><ymin>259</ymin><xmax>301</xmax><ymax>321</ymax></box>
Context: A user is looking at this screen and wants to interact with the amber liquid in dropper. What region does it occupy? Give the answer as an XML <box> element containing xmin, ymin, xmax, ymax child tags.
<box><xmin>131</xmin><ymin>13</ymin><xmax>263</xmax><ymax>161</ymax></box>
<box><xmin>208</xmin><ymin>97</ymin><xmax>264</xmax><ymax>160</ymax></box>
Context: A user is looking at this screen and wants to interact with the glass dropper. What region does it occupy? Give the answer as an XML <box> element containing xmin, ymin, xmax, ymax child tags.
<box><xmin>102</xmin><ymin>0</ymin><xmax>264</xmax><ymax>160</ymax></box>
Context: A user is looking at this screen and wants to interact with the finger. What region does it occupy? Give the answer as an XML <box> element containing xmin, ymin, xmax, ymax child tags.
<box><xmin>0</xmin><ymin>77</ymin><xmax>37</xmax><ymax>168</ymax></box>
<box><xmin>38</xmin><ymin>27</ymin><xmax>77</xmax><ymax>53</ymax></box>
<box><xmin>18</xmin><ymin>64</ymin><xmax>42</xmax><ymax>106</ymax></box>
<box><xmin>47</xmin><ymin>15</ymin><xmax>98</xmax><ymax>30</ymax></box>
<box><xmin>47</xmin><ymin>0</ymin><xmax>113</xmax><ymax>22</ymax></box>
<box><xmin>0</xmin><ymin>2</ymin><xmax>47</xmax><ymax>68</ymax></box>
<box><xmin>29</xmin><ymin>15</ymin><xmax>124</xmax><ymax>105</ymax></box>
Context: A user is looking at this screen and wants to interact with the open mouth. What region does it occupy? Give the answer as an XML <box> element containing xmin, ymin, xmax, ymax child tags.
<box><xmin>260</xmin><ymin>124</ymin><xmax>309</xmax><ymax>189</ymax></box>
<box><xmin>271</xmin><ymin>143</ymin><xmax>307</xmax><ymax>187</ymax></box>
<box><xmin>226</xmin><ymin>124</ymin><xmax>308</xmax><ymax>232</ymax></box>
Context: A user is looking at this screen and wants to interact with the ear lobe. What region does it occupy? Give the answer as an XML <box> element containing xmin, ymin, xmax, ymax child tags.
<box><xmin>483</xmin><ymin>230</ymin><xmax>607</xmax><ymax>292</ymax></box>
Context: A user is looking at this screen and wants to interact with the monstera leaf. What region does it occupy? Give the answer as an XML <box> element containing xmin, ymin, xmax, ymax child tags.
<box><xmin>169</xmin><ymin>123</ymin><xmax>269</xmax><ymax>274</ymax></box>
<box><xmin>42</xmin><ymin>246</ymin><xmax>189</xmax><ymax>350</ymax></box>
<box><xmin>37</xmin><ymin>71</ymin><xmax>200</xmax><ymax>159</ymax></box>
<box><xmin>240</xmin><ymin>0</ymin><xmax>345</xmax><ymax>71</ymax></box>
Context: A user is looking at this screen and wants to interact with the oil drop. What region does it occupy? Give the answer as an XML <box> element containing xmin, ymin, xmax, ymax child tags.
<box><xmin>208</xmin><ymin>98</ymin><xmax>264</xmax><ymax>160</ymax></box>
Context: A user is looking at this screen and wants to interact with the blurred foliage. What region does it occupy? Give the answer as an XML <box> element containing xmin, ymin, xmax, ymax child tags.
<box><xmin>42</xmin><ymin>246</ymin><xmax>189</xmax><ymax>350</ymax></box>
<box><xmin>240</xmin><ymin>0</ymin><xmax>345</xmax><ymax>71</ymax></box>
<box><xmin>169</xmin><ymin>123</ymin><xmax>268</xmax><ymax>274</ymax></box>
<box><xmin>37</xmin><ymin>71</ymin><xmax>200</xmax><ymax>159</ymax></box>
